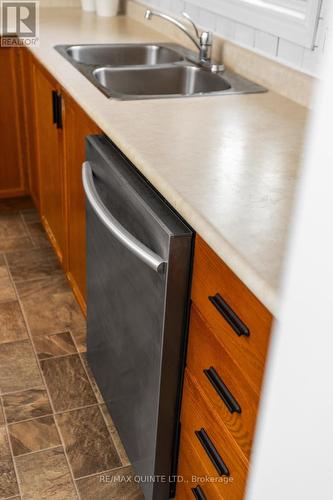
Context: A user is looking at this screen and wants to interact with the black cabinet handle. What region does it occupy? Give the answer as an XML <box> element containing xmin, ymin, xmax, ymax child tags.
<box><xmin>208</xmin><ymin>293</ymin><xmax>250</xmax><ymax>337</ymax></box>
<box><xmin>51</xmin><ymin>91</ymin><xmax>62</xmax><ymax>129</ymax></box>
<box><xmin>204</xmin><ymin>367</ymin><xmax>241</xmax><ymax>414</ymax></box>
<box><xmin>51</xmin><ymin>90</ymin><xmax>58</xmax><ymax>125</ymax></box>
<box><xmin>192</xmin><ymin>485</ymin><xmax>206</xmax><ymax>500</ymax></box>
<box><xmin>195</xmin><ymin>428</ymin><xmax>229</xmax><ymax>477</ymax></box>
<box><xmin>56</xmin><ymin>92</ymin><xmax>62</xmax><ymax>129</ymax></box>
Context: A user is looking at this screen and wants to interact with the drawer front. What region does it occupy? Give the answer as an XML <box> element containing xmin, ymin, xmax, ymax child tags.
<box><xmin>177</xmin><ymin>430</ymin><xmax>227</xmax><ymax>500</ymax></box>
<box><xmin>180</xmin><ymin>370</ymin><xmax>248</xmax><ymax>500</ymax></box>
<box><xmin>191</xmin><ymin>236</ymin><xmax>273</xmax><ymax>393</ymax></box>
<box><xmin>187</xmin><ymin>305</ymin><xmax>259</xmax><ymax>459</ymax></box>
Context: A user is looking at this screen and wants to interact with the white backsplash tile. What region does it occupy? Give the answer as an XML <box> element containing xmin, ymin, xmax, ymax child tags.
<box><xmin>199</xmin><ymin>8</ymin><xmax>216</xmax><ymax>32</ymax></box>
<box><xmin>170</xmin><ymin>0</ymin><xmax>184</xmax><ymax>14</ymax></box>
<box><xmin>215</xmin><ymin>16</ymin><xmax>235</xmax><ymax>40</ymax></box>
<box><xmin>302</xmin><ymin>44</ymin><xmax>324</xmax><ymax>75</ymax></box>
<box><xmin>234</xmin><ymin>23</ymin><xmax>255</xmax><ymax>47</ymax></box>
<box><xmin>159</xmin><ymin>0</ymin><xmax>171</xmax><ymax>11</ymax></box>
<box><xmin>277</xmin><ymin>39</ymin><xmax>304</xmax><ymax>67</ymax></box>
<box><xmin>254</xmin><ymin>30</ymin><xmax>278</xmax><ymax>57</ymax></box>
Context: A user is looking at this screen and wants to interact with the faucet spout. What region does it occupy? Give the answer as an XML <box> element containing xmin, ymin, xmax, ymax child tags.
<box><xmin>144</xmin><ymin>9</ymin><xmax>201</xmax><ymax>51</ymax></box>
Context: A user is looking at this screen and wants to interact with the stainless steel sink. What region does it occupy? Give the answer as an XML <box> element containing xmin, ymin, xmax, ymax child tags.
<box><xmin>55</xmin><ymin>42</ymin><xmax>266</xmax><ymax>100</ymax></box>
<box><xmin>93</xmin><ymin>65</ymin><xmax>231</xmax><ymax>98</ymax></box>
<box><xmin>65</xmin><ymin>43</ymin><xmax>184</xmax><ymax>66</ymax></box>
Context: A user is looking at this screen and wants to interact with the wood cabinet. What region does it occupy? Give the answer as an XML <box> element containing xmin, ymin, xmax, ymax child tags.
<box><xmin>20</xmin><ymin>49</ymin><xmax>39</xmax><ymax>207</ymax></box>
<box><xmin>63</xmin><ymin>94</ymin><xmax>100</xmax><ymax>313</ymax></box>
<box><xmin>30</xmin><ymin>59</ymin><xmax>100</xmax><ymax>312</ymax></box>
<box><xmin>177</xmin><ymin>236</ymin><xmax>273</xmax><ymax>500</ymax></box>
<box><xmin>32</xmin><ymin>60</ymin><xmax>67</xmax><ymax>265</ymax></box>
<box><xmin>0</xmin><ymin>47</ymin><xmax>28</xmax><ymax>198</ymax></box>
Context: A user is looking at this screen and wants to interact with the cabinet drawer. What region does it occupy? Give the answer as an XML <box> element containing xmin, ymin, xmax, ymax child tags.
<box><xmin>177</xmin><ymin>430</ymin><xmax>227</xmax><ymax>500</ymax></box>
<box><xmin>180</xmin><ymin>370</ymin><xmax>248</xmax><ymax>500</ymax></box>
<box><xmin>187</xmin><ymin>305</ymin><xmax>259</xmax><ymax>459</ymax></box>
<box><xmin>191</xmin><ymin>236</ymin><xmax>273</xmax><ymax>393</ymax></box>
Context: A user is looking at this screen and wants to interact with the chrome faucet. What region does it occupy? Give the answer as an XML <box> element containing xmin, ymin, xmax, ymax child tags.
<box><xmin>144</xmin><ymin>9</ymin><xmax>224</xmax><ymax>73</ymax></box>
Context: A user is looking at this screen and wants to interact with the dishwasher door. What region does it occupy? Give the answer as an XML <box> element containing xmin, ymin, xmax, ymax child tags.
<box><xmin>83</xmin><ymin>135</ymin><xmax>192</xmax><ymax>500</ymax></box>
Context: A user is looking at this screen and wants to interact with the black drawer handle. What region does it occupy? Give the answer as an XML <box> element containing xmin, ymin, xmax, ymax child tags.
<box><xmin>208</xmin><ymin>293</ymin><xmax>250</xmax><ymax>337</ymax></box>
<box><xmin>51</xmin><ymin>90</ymin><xmax>58</xmax><ymax>125</ymax></box>
<box><xmin>192</xmin><ymin>485</ymin><xmax>206</xmax><ymax>500</ymax></box>
<box><xmin>56</xmin><ymin>92</ymin><xmax>63</xmax><ymax>129</ymax></box>
<box><xmin>195</xmin><ymin>428</ymin><xmax>229</xmax><ymax>477</ymax></box>
<box><xmin>51</xmin><ymin>90</ymin><xmax>62</xmax><ymax>129</ymax></box>
<box><xmin>204</xmin><ymin>367</ymin><xmax>241</xmax><ymax>414</ymax></box>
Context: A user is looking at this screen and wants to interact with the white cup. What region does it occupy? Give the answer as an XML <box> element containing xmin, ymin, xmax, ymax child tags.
<box><xmin>81</xmin><ymin>0</ymin><xmax>96</xmax><ymax>12</ymax></box>
<box><xmin>96</xmin><ymin>0</ymin><xmax>119</xmax><ymax>17</ymax></box>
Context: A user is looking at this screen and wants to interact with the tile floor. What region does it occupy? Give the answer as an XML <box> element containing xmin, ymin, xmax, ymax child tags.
<box><xmin>0</xmin><ymin>198</ymin><xmax>144</xmax><ymax>500</ymax></box>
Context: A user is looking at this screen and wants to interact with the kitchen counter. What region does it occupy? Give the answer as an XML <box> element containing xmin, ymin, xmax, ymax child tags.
<box><xmin>27</xmin><ymin>7</ymin><xmax>308</xmax><ymax>315</ymax></box>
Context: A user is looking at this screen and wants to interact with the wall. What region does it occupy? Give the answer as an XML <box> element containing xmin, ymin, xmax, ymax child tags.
<box><xmin>138</xmin><ymin>0</ymin><xmax>329</xmax><ymax>75</ymax></box>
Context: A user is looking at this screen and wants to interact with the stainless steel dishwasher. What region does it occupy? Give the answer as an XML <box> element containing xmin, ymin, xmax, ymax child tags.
<box><xmin>82</xmin><ymin>135</ymin><xmax>193</xmax><ymax>500</ymax></box>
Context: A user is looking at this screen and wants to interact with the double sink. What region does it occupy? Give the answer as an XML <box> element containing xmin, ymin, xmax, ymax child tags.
<box><xmin>55</xmin><ymin>43</ymin><xmax>266</xmax><ymax>100</ymax></box>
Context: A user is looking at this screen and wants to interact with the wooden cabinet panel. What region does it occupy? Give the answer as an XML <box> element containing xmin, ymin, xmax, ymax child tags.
<box><xmin>180</xmin><ymin>370</ymin><xmax>248</xmax><ymax>500</ymax></box>
<box><xmin>20</xmin><ymin>49</ymin><xmax>39</xmax><ymax>207</ymax></box>
<box><xmin>0</xmin><ymin>47</ymin><xmax>28</xmax><ymax>198</ymax></box>
<box><xmin>186</xmin><ymin>305</ymin><xmax>259</xmax><ymax>460</ymax></box>
<box><xmin>192</xmin><ymin>236</ymin><xmax>272</xmax><ymax>395</ymax></box>
<box><xmin>63</xmin><ymin>94</ymin><xmax>100</xmax><ymax>313</ymax></box>
<box><xmin>32</xmin><ymin>61</ymin><xmax>66</xmax><ymax>264</ymax></box>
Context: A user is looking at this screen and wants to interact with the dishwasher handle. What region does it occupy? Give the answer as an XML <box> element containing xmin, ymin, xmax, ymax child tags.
<box><xmin>82</xmin><ymin>161</ymin><xmax>167</xmax><ymax>274</ymax></box>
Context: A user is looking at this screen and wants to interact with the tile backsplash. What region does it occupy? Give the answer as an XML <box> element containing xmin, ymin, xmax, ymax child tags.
<box><xmin>138</xmin><ymin>0</ymin><xmax>329</xmax><ymax>76</ymax></box>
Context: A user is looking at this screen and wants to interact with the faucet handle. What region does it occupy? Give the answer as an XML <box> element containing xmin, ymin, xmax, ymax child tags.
<box><xmin>200</xmin><ymin>31</ymin><xmax>213</xmax><ymax>46</ymax></box>
<box><xmin>181</xmin><ymin>11</ymin><xmax>200</xmax><ymax>39</ymax></box>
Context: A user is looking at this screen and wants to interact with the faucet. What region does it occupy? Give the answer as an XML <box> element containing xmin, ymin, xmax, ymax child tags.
<box><xmin>144</xmin><ymin>9</ymin><xmax>224</xmax><ymax>73</ymax></box>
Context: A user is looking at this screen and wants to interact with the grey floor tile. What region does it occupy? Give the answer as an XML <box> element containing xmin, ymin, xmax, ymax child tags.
<box><xmin>33</xmin><ymin>331</ymin><xmax>77</xmax><ymax>360</ymax></box>
<box><xmin>0</xmin><ymin>340</ymin><xmax>42</xmax><ymax>395</ymax></box>
<box><xmin>0</xmin><ymin>214</ymin><xmax>27</xmax><ymax>240</ymax></box>
<box><xmin>0</xmin><ymin>234</ymin><xmax>34</xmax><ymax>253</ymax></box>
<box><xmin>56</xmin><ymin>405</ymin><xmax>121</xmax><ymax>479</ymax></box>
<box><xmin>100</xmin><ymin>404</ymin><xmax>130</xmax><ymax>467</ymax></box>
<box><xmin>0</xmin><ymin>257</ymin><xmax>16</xmax><ymax>303</ymax></box>
<box><xmin>15</xmin><ymin>446</ymin><xmax>77</xmax><ymax>500</ymax></box>
<box><xmin>41</xmin><ymin>354</ymin><xmax>96</xmax><ymax>412</ymax></box>
<box><xmin>26</xmin><ymin>221</ymin><xmax>51</xmax><ymax>248</ymax></box>
<box><xmin>16</xmin><ymin>276</ymin><xmax>86</xmax><ymax>337</ymax></box>
<box><xmin>76</xmin><ymin>465</ymin><xmax>144</xmax><ymax>500</ymax></box>
<box><xmin>0</xmin><ymin>426</ymin><xmax>19</xmax><ymax>498</ymax></box>
<box><xmin>9</xmin><ymin>415</ymin><xmax>60</xmax><ymax>456</ymax></box>
<box><xmin>0</xmin><ymin>301</ymin><xmax>28</xmax><ymax>344</ymax></box>
<box><xmin>6</xmin><ymin>247</ymin><xmax>62</xmax><ymax>283</ymax></box>
<box><xmin>3</xmin><ymin>388</ymin><xmax>52</xmax><ymax>424</ymax></box>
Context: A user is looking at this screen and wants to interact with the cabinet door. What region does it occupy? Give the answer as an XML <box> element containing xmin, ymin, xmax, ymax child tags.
<box><xmin>0</xmin><ymin>47</ymin><xmax>28</xmax><ymax>198</ymax></box>
<box><xmin>63</xmin><ymin>94</ymin><xmax>100</xmax><ymax>313</ymax></box>
<box><xmin>20</xmin><ymin>49</ymin><xmax>39</xmax><ymax>207</ymax></box>
<box><xmin>32</xmin><ymin>62</ymin><xmax>66</xmax><ymax>265</ymax></box>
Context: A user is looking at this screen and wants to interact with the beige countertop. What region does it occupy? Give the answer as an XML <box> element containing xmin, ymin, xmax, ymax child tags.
<box><xmin>28</xmin><ymin>7</ymin><xmax>308</xmax><ymax>315</ymax></box>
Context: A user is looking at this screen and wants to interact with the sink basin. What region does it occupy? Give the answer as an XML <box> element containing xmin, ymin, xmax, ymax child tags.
<box><xmin>65</xmin><ymin>44</ymin><xmax>184</xmax><ymax>66</ymax></box>
<box><xmin>55</xmin><ymin>42</ymin><xmax>266</xmax><ymax>100</ymax></box>
<box><xmin>93</xmin><ymin>65</ymin><xmax>232</xmax><ymax>98</ymax></box>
